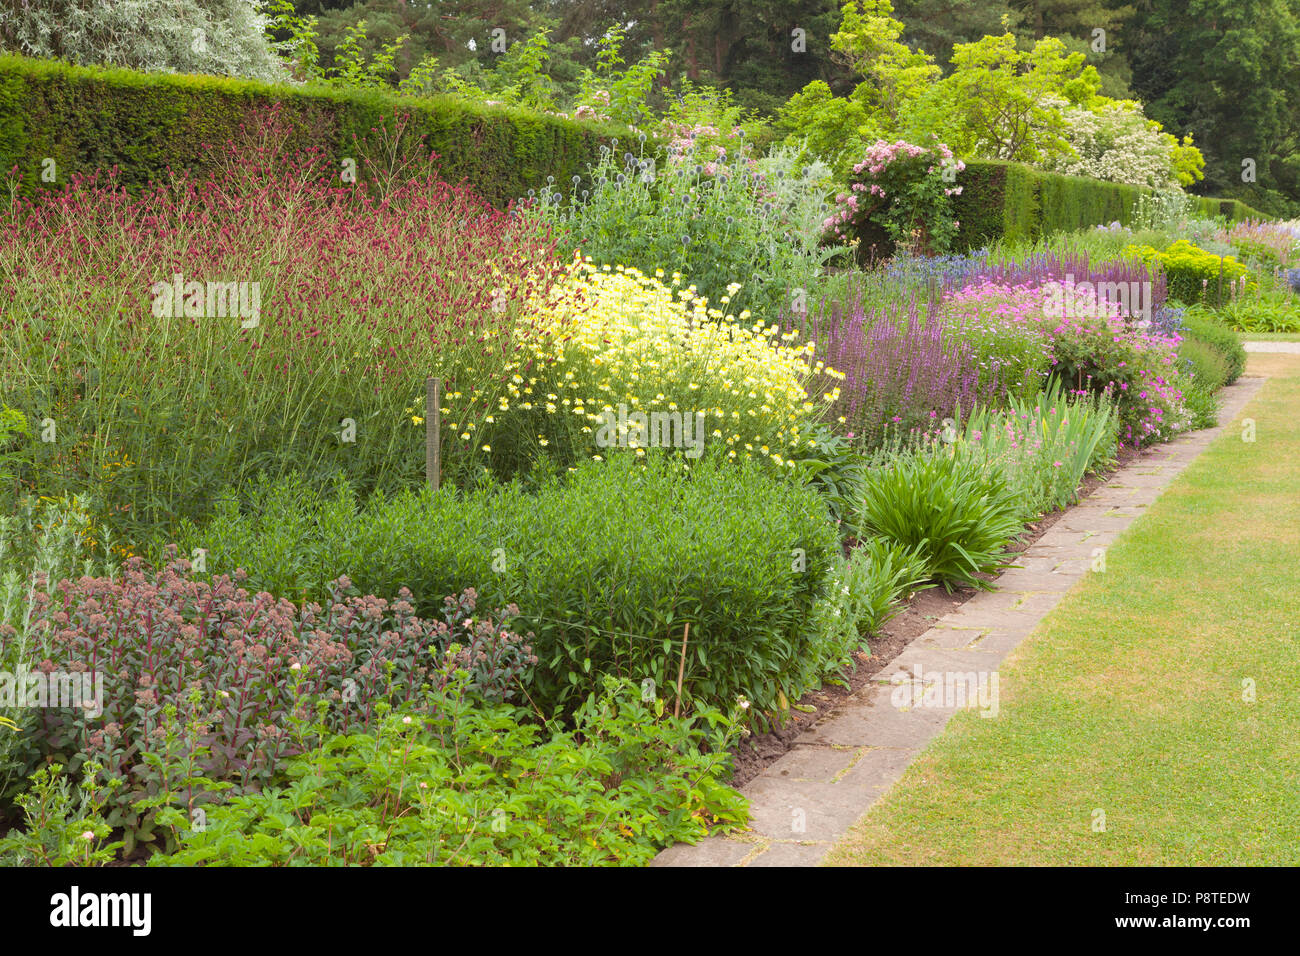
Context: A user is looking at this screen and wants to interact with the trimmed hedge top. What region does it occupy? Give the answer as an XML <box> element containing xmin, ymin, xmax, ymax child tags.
<box><xmin>0</xmin><ymin>52</ymin><xmax>628</xmax><ymax>206</ymax></box>
<box><xmin>950</xmin><ymin>158</ymin><xmax>1266</xmax><ymax>252</ymax></box>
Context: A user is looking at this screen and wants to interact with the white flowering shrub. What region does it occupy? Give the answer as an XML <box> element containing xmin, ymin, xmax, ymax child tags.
<box><xmin>0</xmin><ymin>0</ymin><xmax>287</xmax><ymax>84</ymax></box>
<box><xmin>1046</xmin><ymin>101</ymin><xmax>1180</xmax><ymax>189</ymax></box>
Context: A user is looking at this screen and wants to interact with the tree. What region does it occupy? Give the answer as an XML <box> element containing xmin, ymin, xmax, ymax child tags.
<box><xmin>910</xmin><ymin>33</ymin><xmax>1101</xmax><ymax>162</ymax></box>
<box><xmin>1010</xmin><ymin>0</ymin><xmax>1134</xmax><ymax>98</ymax></box>
<box><xmin>772</xmin><ymin>79</ymin><xmax>879</xmax><ymax>174</ymax></box>
<box><xmin>1043</xmin><ymin>99</ymin><xmax>1204</xmax><ymax>187</ymax></box>
<box><xmin>0</xmin><ymin>0</ymin><xmax>287</xmax><ymax>82</ymax></box>
<box><xmin>890</xmin><ymin>0</ymin><xmax>1019</xmax><ymax>69</ymax></box>
<box><xmin>1124</xmin><ymin>0</ymin><xmax>1300</xmax><ymax>213</ymax></box>
<box><xmin>829</xmin><ymin>0</ymin><xmax>939</xmax><ymax>130</ymax></box>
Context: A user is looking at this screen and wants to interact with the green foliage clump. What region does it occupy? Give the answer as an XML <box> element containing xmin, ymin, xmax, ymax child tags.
<box><xmin>1180</xmin><ymin>308</ymin><xmax>1247</xmax><ymax>384</ymax></box>
<box><xmin>1128</xmin><ymin>240</ymin><xmax>1254</xmax><ymax>307</ymax></box>
<box><xmin>180</xmin><ymin>455</ymin><xmax>840</xmax><ymax>724</ymax></box>
<box><xmin>0</xmin><ymin>762</ymin><xmax>123</xmax><ymax>867</ymax></box>
<box><xmin>151</xmin><ymin>677</ymin><xmax>748</xmax><ymax>867</ymax></box>
<box><xmin>854</xmin><ymin>446</ymin><xmax>1025</xmax><ymax>591</ymax></box>
<box><xmin>808</xmin><ymin>537</ymin><xmax>930</xmax><ymax>673</ymax></box>
<box><xmin>1178</xmin><ymin>338</ymin><xmax>1230</xmax><ymax>391</ymax></box>
<box><xmin>1211</xmin><ymin>295</ymin><xmax>1300</xmax><ymax>334</ymax></box>
<box><xmin>959</xmin><ymin>384</ymin><xmax>1118</xmax><ymax>520</ymax></box>
<box><xmin>531</xmin><ymin>137</ymin><xmax>840</xmax><ymax>320</ymax></box>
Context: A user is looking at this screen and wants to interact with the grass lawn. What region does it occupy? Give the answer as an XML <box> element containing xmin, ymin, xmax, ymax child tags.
<box><xmin>1240</xmin><ymin>332</ymin><xmax>1300</xmax><ymax>341</ymax></box>
<box><xmin>824</xmin><ymin>354</ymin><xmax>1300</xmax><ymax>866</ymax></box>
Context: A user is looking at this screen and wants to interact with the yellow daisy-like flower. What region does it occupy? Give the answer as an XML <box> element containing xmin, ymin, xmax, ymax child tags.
<box><xmin>510</xmin><ymin>258</ymin><xmax>842</xmax><ymax>467</ymax></box>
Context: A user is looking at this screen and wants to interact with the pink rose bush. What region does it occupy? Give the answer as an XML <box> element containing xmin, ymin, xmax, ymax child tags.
<box><xmin>826</xmin><ymin>137</ymin><xmax>965</xmax><ymax>256</ymax></box>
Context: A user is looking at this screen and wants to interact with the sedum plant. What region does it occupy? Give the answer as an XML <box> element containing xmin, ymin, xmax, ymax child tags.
<box><xmin>18</xmin><ymin>551</ymin><xmax>535</xmax><ymax>853</ymax></box>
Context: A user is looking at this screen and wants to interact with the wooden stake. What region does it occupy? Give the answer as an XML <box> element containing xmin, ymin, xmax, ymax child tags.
<box><xmin>673</xmin><ymin>622</ymin><xmax>690</xmax><ymax>718</ymax></box>
<box><xmin>425</xmin><ymin>376</ymin><xmax>441</xmax><ymax>491</ymax></box>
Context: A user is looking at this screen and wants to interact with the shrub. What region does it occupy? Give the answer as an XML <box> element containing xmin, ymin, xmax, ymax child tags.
<box><xmin>785</xmin><ymin>423</ymin><xmax>870</xmax><ymax>527</ymax></box>
<box><xmin>1127</xmin><ymin>240</ymin><xmax>1254</xmax><ymax>307</ymax></box>
<box><xmin>931</xmin><ymin>269</ymin><xmax>1183</xmax><ymax>447</ymax></box>
<box><xmin>827</xmin><ymin>138</ymin><xmax>963</xmax><ymax>257</ymax></box>
<box><xmin>1045</xmin><ymin>314</ymin><xmax>1187</xmax><ymax>447</ymax></box>
<box><xmin>1180</xmin><ymin>309</ymin><xmax>1247</xmax><ymax>384</ymax></box>
<box><xmin>1177</xmin><ymin>338</ymin><xmax>1231</xmax><ymax>394</ymax></box>
<box><xmin>151</xmin><ymin>677</ymin><xmax>748</xmax><ymax>867</ymax></box>
<box><xmin>0</xmin><ymin>0</ymin><xmax>287</xmax><ymax>84</ymax></box>
<box><xmin>529</xmin><ymin>136</ymin><xmax>840</xmax><ymax>320</ymax></box>
<box><xmin>180</xmin><ymin>455</ymin><xmax>840</xmax><ymax>725</ymax></box>
<box><xmin>807</xmin><ymin>538</ymin><xmax>931</xmax><ymax>672</ymax></box>
<box><xmin>0</xmin><ymin>52</ymin><xmax>621</xmax><ymax>207</ymax></box>
<box><xmin>13</xmin><ymin>553</ymin><xmax>534</xmax><ymax>852</ymax></box>
<box><xmin>854</xmin><ymin>445</ymin><xmax>1025</xmax><ymax>591</ymax></box>
<box><xmin>947</xmin><ymin>159</ymin><xmax>1260</xmax><ymax>253</ymax></box>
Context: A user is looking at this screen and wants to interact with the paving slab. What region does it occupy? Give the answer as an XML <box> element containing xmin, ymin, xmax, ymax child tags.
<box><xmin>651</xmin><ymin>376</ymin><xmax>1265</xmax><ymax>867</ymax></box>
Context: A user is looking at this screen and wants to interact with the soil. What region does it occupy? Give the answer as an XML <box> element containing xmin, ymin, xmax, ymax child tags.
<box><xmin>727</xmin><ymin>444</ymin><xmax>1144</xmax><ymax>788</ymax></box>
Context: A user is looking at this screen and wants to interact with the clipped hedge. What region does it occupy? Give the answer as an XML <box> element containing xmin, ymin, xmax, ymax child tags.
<box><xmin>0</xmin><ymin>53</ymin><xmax>625</xmax><ymax>206</ymax></box>
<box><xmin>950</xmin><ymin>159</ymin><xmax>1265</xmax><ymax>251</ymax></box>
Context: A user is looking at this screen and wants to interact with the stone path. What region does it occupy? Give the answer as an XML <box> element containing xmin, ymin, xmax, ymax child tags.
<box><xmin>652</xmin><ymin>375</ymin><xmax>1267</xmax><ymax>868</ymax></box>
<box><xmin>1244</xmin><ymin>341</ymin><xmax>1300</xmax><ymax>353</ymax></box>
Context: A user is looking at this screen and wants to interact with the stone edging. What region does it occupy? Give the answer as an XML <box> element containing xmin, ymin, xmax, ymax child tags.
<box><xmin>651</xmin><ymin>376</ymin><xmax>1267</xmax><ymax>868</ymax></box>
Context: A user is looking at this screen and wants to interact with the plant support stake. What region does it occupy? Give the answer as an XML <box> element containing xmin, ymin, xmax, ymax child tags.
<box><xmin>426</xmin><ymin>376</ymin><xmax>441</xmax><ymax>491</ymax></box>
<box><xmin>674</xmin><ymin>622</ymin><xmax>690</xmax><ymax>718</ymax></box>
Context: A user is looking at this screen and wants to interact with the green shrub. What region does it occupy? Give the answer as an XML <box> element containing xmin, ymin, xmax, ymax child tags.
<box><xmin>180</xmin><ymin>454</ymin><xmax>840</xmax><ymax>723</ymax></box>
<box><xmin>854</xmin><ymin>446</ymin><xmax>1024</xmax><ymax>591</ymax></box>
<box><xmin>1177</xmin><ymin>337</ymin><xmax>1231</xmax><ymax>393</ymax></box>
<box><xmin>530</xmin><ymin>138</ymin><xmax>839</xmax><ymax>320</ymax></box>
<box><xmin>1180</xmin><ymin>379</ymin><xmax>1222</xmax><ymax>429</ymax></box>
<box><xmin>151</xmin><ymin>677</ymin><xmax>748</xmax><ymax>867</ymax></box>
<box><xmin>1129</xmin><ymin>240</ymin><xmax>1254</xmax><ymax>307</ymax></box>
<box><xmin>807</xmin><ymin>537</ymin><xmax>930</xmax><ymax>671</ymax></box>
<box><xmin>0</xmin><ymin>52</ymin><xmax>622</xmax><ymax>207</ymax></box>
<box><xmin>0</xmin><ymin>762</ymin><xmax>123</xmax><ymax>867</ymax></box>
<box><xmin>1230</xmin><ymin>237</ymin><xmax>1284</xmax><ymax>270</ymax></box>
<box><xmin>0</xmin><ymin>494</ymin><xmax>111</xmax><ymax>809</ymax></box>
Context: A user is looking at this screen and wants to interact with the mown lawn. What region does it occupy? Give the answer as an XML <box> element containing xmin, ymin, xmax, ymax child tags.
<box><xmin>825</xmin><ymin>355</ymin><xmax>1300</xmax><ymax>865</ymax></box>
<box><xmin>1241</xmin><ymin>332</ymin><xmax>1300</xmax><ymax>341</ymax></box>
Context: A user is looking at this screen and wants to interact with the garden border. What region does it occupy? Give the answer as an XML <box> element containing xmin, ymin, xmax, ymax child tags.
<box><xmin>651</xmin><ymin>374</ymin><xmax>1266</xmax><ymax>868</ymax></box>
